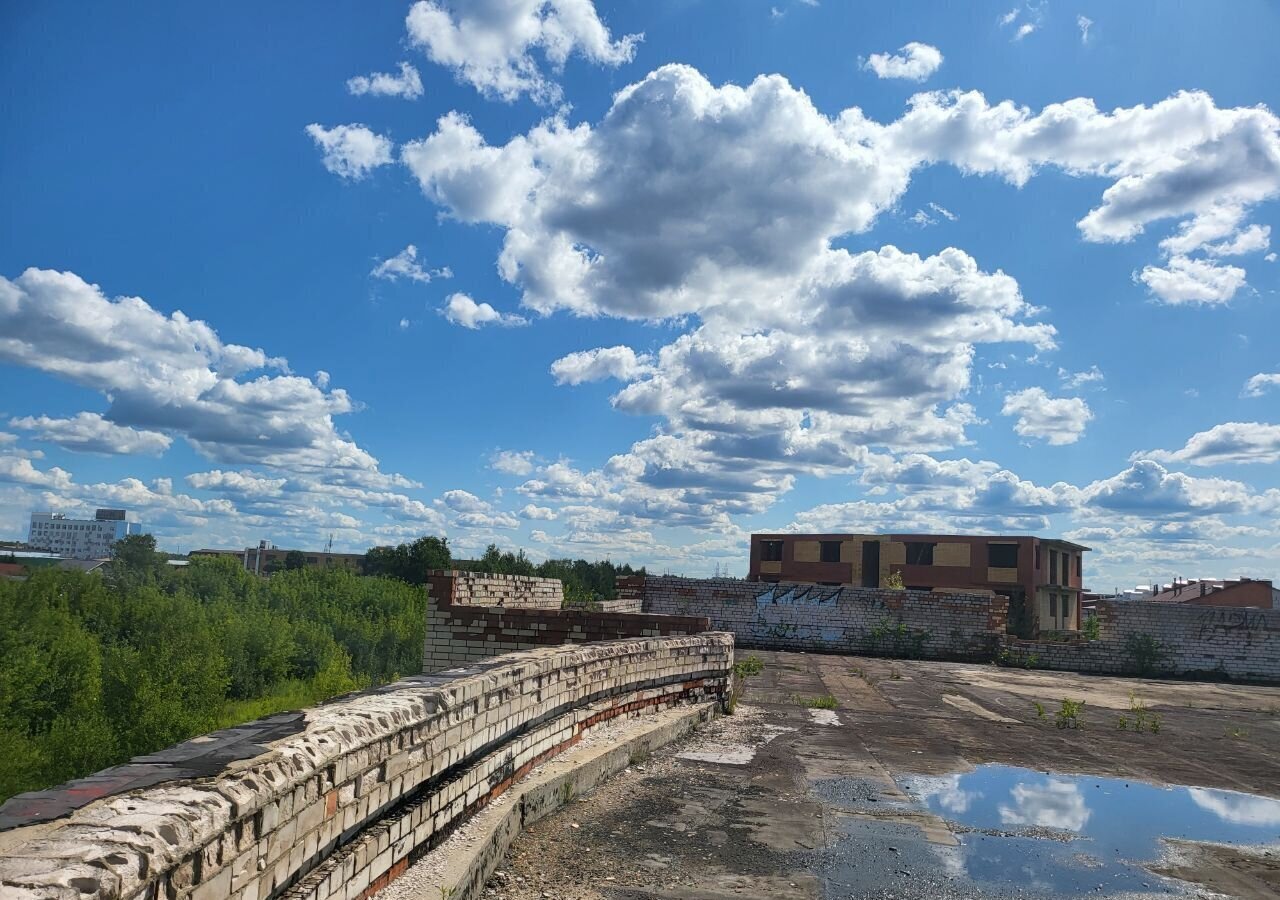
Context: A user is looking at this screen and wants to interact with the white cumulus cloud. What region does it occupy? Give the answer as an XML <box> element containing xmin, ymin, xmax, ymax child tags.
<box><xmin>1139</xmin><ymin>422</ymin><xmax>1280</xmax><ymax>467</ymax></box>
<box><xmin>347</xmin><ymin>62</ymin><xmax>424</xmax><ymax>99</ymax></box>
<box><xmin>862</xmin><ymin>42</ymin><xmax>943</xmax><ymax>82</ymax></box>
<box><xmin>442</xmin><ymin>293</ymin><xmax>528</xmax><ymax>329</ymax></box>
<box><xmin>550</xmin><ymin>346</ymin><xmax>653</xmax><ymax>385</ymax></box>
<box><xmin>1138</xmin><ymin>256</ymin><xmax>1247</xmax><ymax>305</ymax></box>
<box><xmin>0</xmin><ymin>267</ymin><xmax>400</xmax><ymax>483</ymax></box>
<box><xmin>518</xmin><ymin>503</ymin><xmax>557</xmax><ymax>520</ymax></box>
<box><xmin>491</xmin><ymin>450</ymin><xmax>537</xmax><ymax>475</ymax></box>
<box><xmin>405</xmin><ymin>0</ymin><xmax>641</xmax><ymax>104</ymax></box>
<box><xmin>371</xmin><ymin>244</ymin><xmax>452</xmax><ymax>283</ymax></box>
<box><xmin>305</xmin><ymin>123</ymin><xmax>394</xmax><ymax>179</ymax></box>
<box><xmin>9</xmin><ymin>412</ymin><xmax>172</xmax><ymax>456</ymax></box>
<box><xmin>1243</xmin><ymin>373</ymin><xmax>1280</xmax><ymax>398</ymax></box>
<box><xmin>1002</xmin><ymin>388</ymin><xmax>1093</xmax><ymax>445</ymax></box>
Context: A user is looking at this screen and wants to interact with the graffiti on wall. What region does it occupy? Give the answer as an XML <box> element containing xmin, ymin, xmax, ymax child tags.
<box><xmin>1194</xmin><ymin>608</ymin><xmax>1280</xmax><ymax>639</ymax></box>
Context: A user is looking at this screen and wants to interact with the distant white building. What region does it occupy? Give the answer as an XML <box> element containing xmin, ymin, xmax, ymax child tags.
<box><xmin>27</xmin><ymin>509</ymin><xmax>142</xmax><ymax>559</ymax></box>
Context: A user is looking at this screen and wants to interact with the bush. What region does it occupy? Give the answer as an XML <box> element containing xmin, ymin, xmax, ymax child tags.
<box><xmin>1125</xmin><ymin>633</ymin><xmax>1167</xmax><ymax>676</ymax></box>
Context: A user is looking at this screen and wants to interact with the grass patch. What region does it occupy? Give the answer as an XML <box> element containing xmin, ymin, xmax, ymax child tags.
<box><xmin>796</xmin><ymin>694</ymin><xmax>839</xmax><ymax>710</ymax></box>
<box><xmin>214</xmin><ymin>671</ymin><xmax>372</xmax><ymax>730</ymax></box>
<box><xmin>733</xmin><ymin>655</ymin><xmax>765</xmax><ymax>678</ymax></box>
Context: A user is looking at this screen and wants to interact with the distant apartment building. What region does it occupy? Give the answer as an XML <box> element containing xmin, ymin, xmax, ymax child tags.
<box><xmin>27</xmin><ymin>508</ymin><xmax>141</xmax><ymax>559</ymax></box>
<box><xmin>189</xmin><ymin>540</ymin><xmax>364</xmax><ymax>575</ymax></box>
<box><xmin>749</xmin><ymin>532</ymin><xmax>1088</xmax><ymax>635</ymax></box>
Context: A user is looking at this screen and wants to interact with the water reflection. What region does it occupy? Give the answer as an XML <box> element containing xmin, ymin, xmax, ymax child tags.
<box><xmin>896</xmin><ymin>764</ymin><xmax>1280</xmax><ymax>895</ymax></box>
<box><xmin>1188</xmin><ymin>786</ymin><xmax>1280</xmax><ymax>827</ymax></box>
<box><xmin>910</xmin><ymin>773</ymin><xmax>982</xmax><ymax>814</ymax></box>
<box><xmin>998</xmin><ymin>779</ymin><xmax>1091</xmax><ymax>831</ymax></box>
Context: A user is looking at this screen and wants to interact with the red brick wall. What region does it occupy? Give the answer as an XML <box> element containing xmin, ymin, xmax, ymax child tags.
<box><xmin>1184</xmin><ymin>581</ymin><xmax>1273</xmax><ymax>609</ymax></box>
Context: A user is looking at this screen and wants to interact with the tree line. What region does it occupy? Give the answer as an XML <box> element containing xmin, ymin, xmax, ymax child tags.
<box><xmin>0</xmin><ymin>536</ymin><xmax>424</xmax><ymax>803</ymax></box>
<box><xmin>361</xmin><ymin>536</ymin><xmax>643</xmax><ymax>606</ymax></box>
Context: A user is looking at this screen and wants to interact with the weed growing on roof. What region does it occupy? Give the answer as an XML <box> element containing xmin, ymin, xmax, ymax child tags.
<box><xmin>796</xmin><ymin>694</ymin><xmax>839</xmax><ymax>710</ymax></box>
<box><xmin>1056</xmin><ymin>698</ymin><xmax>1085</xmax><ymax>729</ymax></box>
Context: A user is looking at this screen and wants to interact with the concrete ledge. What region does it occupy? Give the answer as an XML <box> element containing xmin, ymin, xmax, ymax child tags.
<box><xmin>372</xmin><ymin>703</ymin><xmax>719</xmax><ymax>900</ymax></box>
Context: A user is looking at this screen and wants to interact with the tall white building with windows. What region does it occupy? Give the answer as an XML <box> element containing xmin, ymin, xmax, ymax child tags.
<box><xmin>27</xmin><ymin>508</ymin><xmax>142</xmax><ymax>559</ymax></box>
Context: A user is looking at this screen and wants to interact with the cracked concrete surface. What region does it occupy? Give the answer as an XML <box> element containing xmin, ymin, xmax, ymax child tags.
<box><xmin>481</xmin><ymin>652</ymin><xmax>1280</xmax><ymax>899</ymax></box>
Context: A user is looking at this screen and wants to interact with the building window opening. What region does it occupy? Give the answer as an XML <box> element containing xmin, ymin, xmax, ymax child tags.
<box><xmin>760</xmin><ymin>540</ymin><xmax>784</xmax><ymax>562</ymax></box>
<box><xmin>1049</xmin><ymin>593</ymin><xmax>1058</xmax><ymax>619</ymax></box>
<box><xmin>1049</xmin><ymin>549</ymin><xmax>1059</xmax><ymax>584</ymax></box>
<box><xmin>1035</xmin><ymin>545</ymin><xmax>1041</xmax><ymax>569</ymax></box>
<box><xmin>819</xmin><ymin>541</ymin><xmax>841</xmax><ymax>563</ymax></box>
<box><xmin>1076</xmin><ymin>554</ymin><xmax>1082</xmax><ymax>577</ymax></box>
<box><xmin>988</xmin><ymin>543</ymin><xmax>1019</xmax><ymax>568</ymax></box>
<box><xmin>905</xmin><ymin>542</ymin><xmax>935</xmax><ymax>565</ymax></box>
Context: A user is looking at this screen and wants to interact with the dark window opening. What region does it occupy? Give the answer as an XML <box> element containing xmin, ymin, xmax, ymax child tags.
<box><xmin>988</xmin><ymin>543</ymin><xmax>1019</xmax><ymax>568</ymax></box>
<box><xmin>760</xmin><ymin>540</ymin><xmax>784</xmax><ymax>562</ymax></box>
<box><xmin>861</xmin><ymin>541</ymin><xmax>880</xmax><ymax>588</ymax></box>
<box><xmin>820</xmin><ymin>540</ymin><xmax>841</xmax><ymax>563</ymax></box>
<box><xmin>1035</xmin><ymin>545</ymin><xmax>1041</xmax><ymax>569</ymax></box>
<box><xmin>905</xmin><ymin>542</ymin><xmax>935</xmax><ymax>565</ymax></box>
<box><xmin>907</xmin><ymin>585</ymin><xmax>931</xmax><ymax>592</ymax></box>
<box><xmin>1076</xmin><ymin>554</ymin><xmax>1082</xmax><ymax>576</ymax></box>
<box><xmin>1049</xmin><ymin>549</ymin><xmax>1059</xmax><ymax>584</ymax></box>
<box><xmin>1049</xmin><ymin>594</ymin><xmax>1058</xmax><ymax>618</ymax></box>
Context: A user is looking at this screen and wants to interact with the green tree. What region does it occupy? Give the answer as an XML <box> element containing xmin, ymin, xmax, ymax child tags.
<box><xmin>107</xmin><ymin>533</ymin><xmax>163</xmax><ymax>591</ymax></box>
<box><xmin>362</xmin><ymin>535</ymin><xmax>450</xmax><ymax>584</ymax></box>
<box><xmin>0</xmin><ymin>549</ymin><xmax>428</xmax><ymax>804</ymax></box>
<box><xmin>284</xmin><ymin>550</ymin><xmax>307</xmax><ymax>571</ymax></box>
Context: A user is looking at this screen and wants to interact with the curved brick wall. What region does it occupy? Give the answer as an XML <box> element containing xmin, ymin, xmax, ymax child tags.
<box><xmin>0</xmin><ymin>634</ymin><xmax>733</xmax><ymax>900</ymax></box>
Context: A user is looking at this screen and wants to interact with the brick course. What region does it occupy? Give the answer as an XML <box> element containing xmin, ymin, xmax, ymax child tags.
<box><xmin>425</xmin><ymin>570</ymin><xmax>564</xmax><ymax>610</ymax></box>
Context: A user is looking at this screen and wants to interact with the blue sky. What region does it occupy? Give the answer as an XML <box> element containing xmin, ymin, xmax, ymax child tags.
<box><xmin>2</xmin><ymin>0</ymin><xmax>1278</xmax><ymax>590</ymax></box>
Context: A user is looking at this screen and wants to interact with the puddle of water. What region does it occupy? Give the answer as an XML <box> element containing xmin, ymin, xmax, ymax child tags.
<box><xmin>898</xmin><ymin>764</ymin><xmax>1280</xmax><ymax>894</ymax></box>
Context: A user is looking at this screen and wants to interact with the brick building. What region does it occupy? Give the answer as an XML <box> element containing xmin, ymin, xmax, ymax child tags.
<box><xmin>1147</xmin><ymin>577</ymin><xmax>1276</xmax><ymax>610</ymax></box>
<box><xmin>749</xmin><ymin>532</ymin><xmax>1088</xmax><ymax>635</ymax></box>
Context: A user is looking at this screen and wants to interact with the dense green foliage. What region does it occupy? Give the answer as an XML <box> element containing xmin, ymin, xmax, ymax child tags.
<box><xmin>0</xmin><ymin>539</ymin><xmax>425</xmax><ymax>803</ymax></box>
<box><xmin>361</xmin><ymin>537</ymin><xmax>642</xmax><ymax>605</ymax></box>
<box><xmin>453</xmin><ymin>544</ymin><xmax>642</xmax><ymax>605</ymax></box>
<box><xmin>361</xmin><ymin>535</ymin><xmax>451</xmax><ymax>585</ymax></box>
